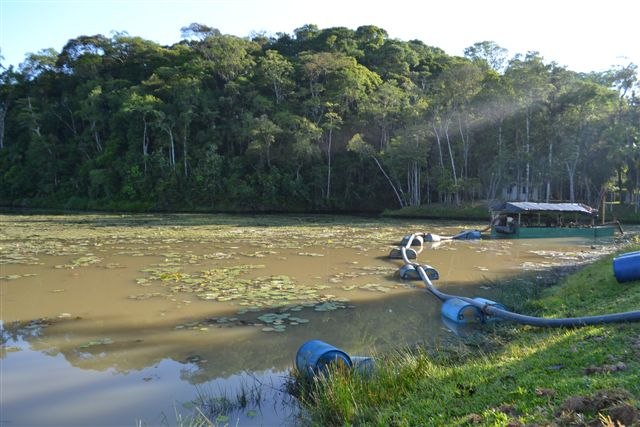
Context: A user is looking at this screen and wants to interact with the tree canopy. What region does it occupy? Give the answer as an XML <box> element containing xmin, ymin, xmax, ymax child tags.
<box><xmin>1</xmin><ymin>24</ymin><xmax>638</xmax><ymax>212</ymax></box>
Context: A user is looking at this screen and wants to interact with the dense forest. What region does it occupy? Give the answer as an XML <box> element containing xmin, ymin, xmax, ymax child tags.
<box><xmin>0</xmin><ymin>24</ymin><xmax>638</xmax><ymax>212</ymax></box>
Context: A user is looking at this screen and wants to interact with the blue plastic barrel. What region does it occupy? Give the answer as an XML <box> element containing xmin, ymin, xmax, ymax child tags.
<box><xmin>616</xmin><ymin>250</ymin><xmax>640</xmax><ymax>259</ymax></box>
<box><xmin>398</xmin><ymin>264</ymin><xmax>439</xmax><ymax>281</ymax></box>
<box><xmin>452</xmin><ymin>230</ymin><xmax>481</xmax><ymax>240</ymax></box>
<box><xmin>613</xmin><ymin>252</ymin><xmax>640</xmax><ymax>283</ymax></box>
<box><xmin>389</xmin><ymin>247</ymin><xmax>417</xmax><ymax>259</ymax></box>
<box><xmin>351</xmin><ymin>356</ymin><xmax>375</xmax><ymax>376</ymax></box>
<box><xmin>296</xmin><ymin>340</ymin><xmax>352</xmax><ymax>377</ymax></box>
<box><xmin>440</xmin><ymin>298</ymin><xmax>482</xmax><ymax>323</ymax></box>
<box><xmin>400</xmin><ymin>235</ymin><xmax>424</xmax><ymax>247</ymax></box>
<box><xmin>398</xmin><ymin>264</ymin><xmax>417</xmax><ymax>279</ymax></box>
<box><xmin>440</xmin><ymin>315</ymin><xmax>476</xmax><ymax>336</ymax></box>
<box><xmin>425</xmin><ymin>233</ymin><xmax>441</xmax><ymax>242</ymax></box>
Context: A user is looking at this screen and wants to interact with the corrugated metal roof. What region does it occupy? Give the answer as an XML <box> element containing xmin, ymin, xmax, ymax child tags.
<box><xmin>491</xmin><ymin>202</ymin><xmax>598</xmax><ymax>215</ymax></box>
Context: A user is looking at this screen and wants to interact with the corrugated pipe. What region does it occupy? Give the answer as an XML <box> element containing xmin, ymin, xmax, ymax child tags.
<box><xmin>400</xmin><ymin>233</ymin><xmax>640</xmax><ymax>327</ymax></box>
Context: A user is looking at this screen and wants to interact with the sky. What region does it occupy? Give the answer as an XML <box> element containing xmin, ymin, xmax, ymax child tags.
<box><xmin>1</xmin><ymin>0</ymin><xmax>639</xmax><ymax>73</ymax></box>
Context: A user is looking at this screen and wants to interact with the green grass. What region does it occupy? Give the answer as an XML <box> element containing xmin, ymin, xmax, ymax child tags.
<box><xmin>382</xmin><ymin>203</ymin><xmax>491</xmax><ymax>221</ymax></box>
<box><xmin>294</xmin><ymin>246</ymin><xmax>640</xmax><ymax>426</ymax></box>
<box><xmin>606</xmin><ymin>204</ymin><xmax>640</xmax><ymax>225</ymax></box>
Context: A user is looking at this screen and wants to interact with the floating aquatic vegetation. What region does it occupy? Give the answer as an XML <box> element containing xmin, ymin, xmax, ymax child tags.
<box><xmin>297</xmin><ymin>252</ymin><xmax>324</xmax><ymax>257</ymax></box>
<box><xmin>2</xmin><ymin>315</ymin><xmax>81</xmax><ymax>340</ymax></box>
<box><xmin>356</xmin><ymin>265</ymin><xmax>397</xmax><ymax>274</ymax></box>
<box><xmin>1</xmin><ymin>273</ymin><xmax>36</xmax><ymax>281</ymax></box>
<box><xmin>359</xmin><ymin>283</ymin><xmax>396</xmax><ymax>293</ymax></box>
<box><xmin>241</xmin><ymin>250</ymin><xmax>278</xmax><ymax>258</ymax></box>
<box><xmin>78</xmin><ymin>338</ymin><xmax>114</xmax><ymax>349</ymax></box>
<box><xmin>203</xmin><ymin>252</ymin><xmax>236</xmax><ymax>260</ymax></box>
<box><xmin>54</xmin><ymin>255</ymin><xmax>102</xmax><ymax>269</ymax></box>
<box><xmin>314</xmin><ymin>301</ymin><xmax>348</xmax><ymax>311</ymax></box>
<box><xmin>103</xmin><ymin>263</ymin><xmax>124</xmax><ymax>269</ymax></box>
<box><xmin>136</xmin><ymin>260</ymin><xmax>341</xmax><ymax>310</ymax></box>
<box><xmin>127</xmin><ymin>292</ymin><xmax>165</xmax><ymax>300</ymax></box>
<box><xmin>520</xmin><ymin>261</ymin><xmax>553</xmax><ymax>271</ymax></box>
<box><xmin>255</xmin><ymin>312</ymin><xmax>302</xmax><ymax>332</ymax></box>
<box><xmin>1</xmin><ymin>346</ymin><xmax>21</xmax><ymax>356</ymax></box>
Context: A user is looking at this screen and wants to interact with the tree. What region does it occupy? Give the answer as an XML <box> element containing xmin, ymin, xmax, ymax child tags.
<box><xmin>180</xmin><ymin>23</ymin><xmax>221</xmax><ymax>40</ymax></box>
<box><xmin>290</xmin><ymin>116</ymin><xmax>322</xmax><ymax>180</ymax></box>
<box><xmin>122</xmin><ymin>91</ymin><xmax>162</xmax><ymax>173</ymax></box>
<box><xmin>363</xmin><ymin>80</ymin><xmax>408</xmax><ymax>150</ymax></box>
<box><xmin>257</xmin><ymin>50</ymin><xmax>294</xmax><ymax>104</ymax></box>
<box><xmin>18</xmin><ymin>48</ymin><xmax>58</xmax><ymax>79</ymax></box>
<box><xmin>505</xmin><ymin>52</ymin><xmax>553</xmax><ymax>201</ymax></box>
<box><xmin>348</xmin><ymin>133</ymin><xmax>405</xmax><ymax>207</ymax></box>
<box><xmin>322</xmin><ymin>105</ymin><xmax>342</xmax><ymax>200</ymax></box>
<box><xmin>198</xmin><ymin>34</ymin><xmax>257</xmax><ymax>84</ymax></box>
<box><xmin>248</xmin><ymin>114</ymin><xmax>281</xmax><ymax>168</ymax></box>
<box><xmin>464</xmin><ymin>41</ymin><xmax>508</xmax><ymax>72</ymax></box>
<box><xmin>473</xmin><ymin>70</ymin><xmax>516</xmax><ymax>200</ymax></box>
<box><xmin>1</xmin><ymin>24</ymin><xmax>636</xmax><ymax>213</ymax></box>
<box><xmin>427</xmin><ymin>59</ymin><xmax>483</xmax><ymax>204</ymax></box>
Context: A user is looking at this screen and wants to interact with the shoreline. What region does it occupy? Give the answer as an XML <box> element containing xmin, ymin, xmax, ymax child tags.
<box><xmin>294</xmin><ymin>242</ymin><xmax>640</xmax><ymax>426</ymax></box>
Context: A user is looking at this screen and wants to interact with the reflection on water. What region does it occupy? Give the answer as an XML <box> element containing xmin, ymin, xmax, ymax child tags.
<box><xmin>0</xmin><ymin>214</ymin><xmax>616</xmax><ymax>425</ymax></box>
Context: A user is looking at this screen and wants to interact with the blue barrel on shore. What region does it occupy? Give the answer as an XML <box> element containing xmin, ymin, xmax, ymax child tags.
<box><xmin>615</xmin><ymin>250</ymin><xmax>640</xmax><ymax>259</ymax></box>
<box><xmin>296</xmin><ymin>340</ymin><xmax>352</xmax><ymax>377</ymax></box>
<box><xmin>441</xmin><ymin>298</ymin><xmax>483</xmax><ymax>323</ymax></box>
<box><xmin>613</xmin><ymin>252</ymin><xmax>640</xmax><ymax>283</ymax></box>
<box><xmin>452</xmin><ymin>230</ymin><xmax>481</xmax><ymax>240</ymax></box>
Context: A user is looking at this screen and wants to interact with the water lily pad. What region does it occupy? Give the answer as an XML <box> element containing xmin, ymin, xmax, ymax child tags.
<box><xmin>297</xmin><ymin>252</ymin><xmax>324</xmax><ymax>257</ymax></box>
<box><xmin>79</xmin><ymin>338</ymin><xmax>114</xmax><ymax>348</ymax></box>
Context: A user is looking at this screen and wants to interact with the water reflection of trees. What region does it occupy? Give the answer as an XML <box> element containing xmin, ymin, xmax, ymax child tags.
<box><xmin>2</xmin><ymin>291</ymin><xmax>449</xmax><ymax>382</ymax></box>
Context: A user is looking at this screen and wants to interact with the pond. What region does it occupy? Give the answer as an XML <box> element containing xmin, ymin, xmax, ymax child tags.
<box><xmin>0</xmin><ymin>213</ymin><xmax>616</xmax><ymax>426</ymax></box>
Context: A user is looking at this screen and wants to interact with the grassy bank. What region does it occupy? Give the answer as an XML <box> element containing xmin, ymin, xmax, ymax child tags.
<box><xmin>382</xmin><ymin>203</ymin><xmax>491</xmax><ymax>221</ymax></box>
<box><xmin>295</xmin><ymin>245</ymin><xmax>640</xmax><ymax>426</ymax></box>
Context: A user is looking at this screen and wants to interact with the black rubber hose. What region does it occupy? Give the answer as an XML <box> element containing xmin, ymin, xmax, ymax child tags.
<box><xmin>401</xmin><ymin>238</ymin><xmax>640</xmax><ymax>327</ymax></box>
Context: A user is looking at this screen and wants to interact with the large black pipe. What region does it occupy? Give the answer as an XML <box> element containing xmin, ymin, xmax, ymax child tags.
<box><xmin>400</xmin><ymin>233</ymin><xmax>640</xmax><ymax>327</ymax></box>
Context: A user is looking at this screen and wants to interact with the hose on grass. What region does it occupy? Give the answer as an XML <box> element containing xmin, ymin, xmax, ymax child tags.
<box><xmin>400</xmin><ymin>233</ymin><xmax>640</xmax><ymax>327</ymax></box>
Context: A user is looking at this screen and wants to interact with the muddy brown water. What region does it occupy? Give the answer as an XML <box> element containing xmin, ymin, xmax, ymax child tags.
<box><xmin>0</xmin><ymin>214</ymin><xmax>616</xmax><ymax>426</ymax></box>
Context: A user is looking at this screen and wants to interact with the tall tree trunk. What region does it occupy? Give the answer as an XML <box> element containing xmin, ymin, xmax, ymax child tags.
<box><xmin>407</xmin><ymin>161</ymin><xmax>420</xmax><ymax>206</ymax></box>
<box><xmin>326</xmin><ymin>128</ymin><xmax>332</xmax><ymax>200</ymax></box>
<box><xmin>432</xmin><ymin>123</ymin><xmax>445</xmax><ymax>171</ymax></box>
<box><xmin>0</xmin><ymin>101</ymin><xmax>6</xmax><ymax>150</ymax></box>
<box><xmin>444</xmin><ymin>120</ymin><xmax>459</xmax><ymax>204</ymax></box>
<box><xmin>162</xmin><ymin>126</ymin><xmax>176</xmax><ymax>169</ymax></box>
<box><xmin>91</xmin><ymin>120</ymin><xmax>102</xmax><ymax>153</ymax></box>
<box><xmin>525</xmin><ymin>112</ymin><xmax>531</xmax><ymax>201</ymax></box>
<box><xmin>182</xmin><ymin>123</ymin><xmax>188</xmax><ymax>177</ymax></box>
<box><xmin>142</xmin><ymin>115</ymin><xmax>148</xmax><ymax>174</ymax></box>
<box><xmin>546</xmin><ymin>141</ymin><xmax>552</xmax><ymax>202</ymax></box>
<box><xmin>632</xmin><ymin>161</ymin><xmax>640</xmax><ymax>213</ymax></box>
<box><xmin>565</xmin><ymin>160</ymin><xmax>576</xmax><ymax>203</ymax></box>
<box><xmin>371</xmin><ymin>155</ymin><xmax>405</xmax><ymax>208</ymax></box>
<box><xmin>565</xmin><ymin>143</ymin><xmax>580</xmax><ymax>203</ymax></box>
<box><xmin>458</xmin><ymin>115</ymin><xmax>470</xmax><ymax>182</ymax></box>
